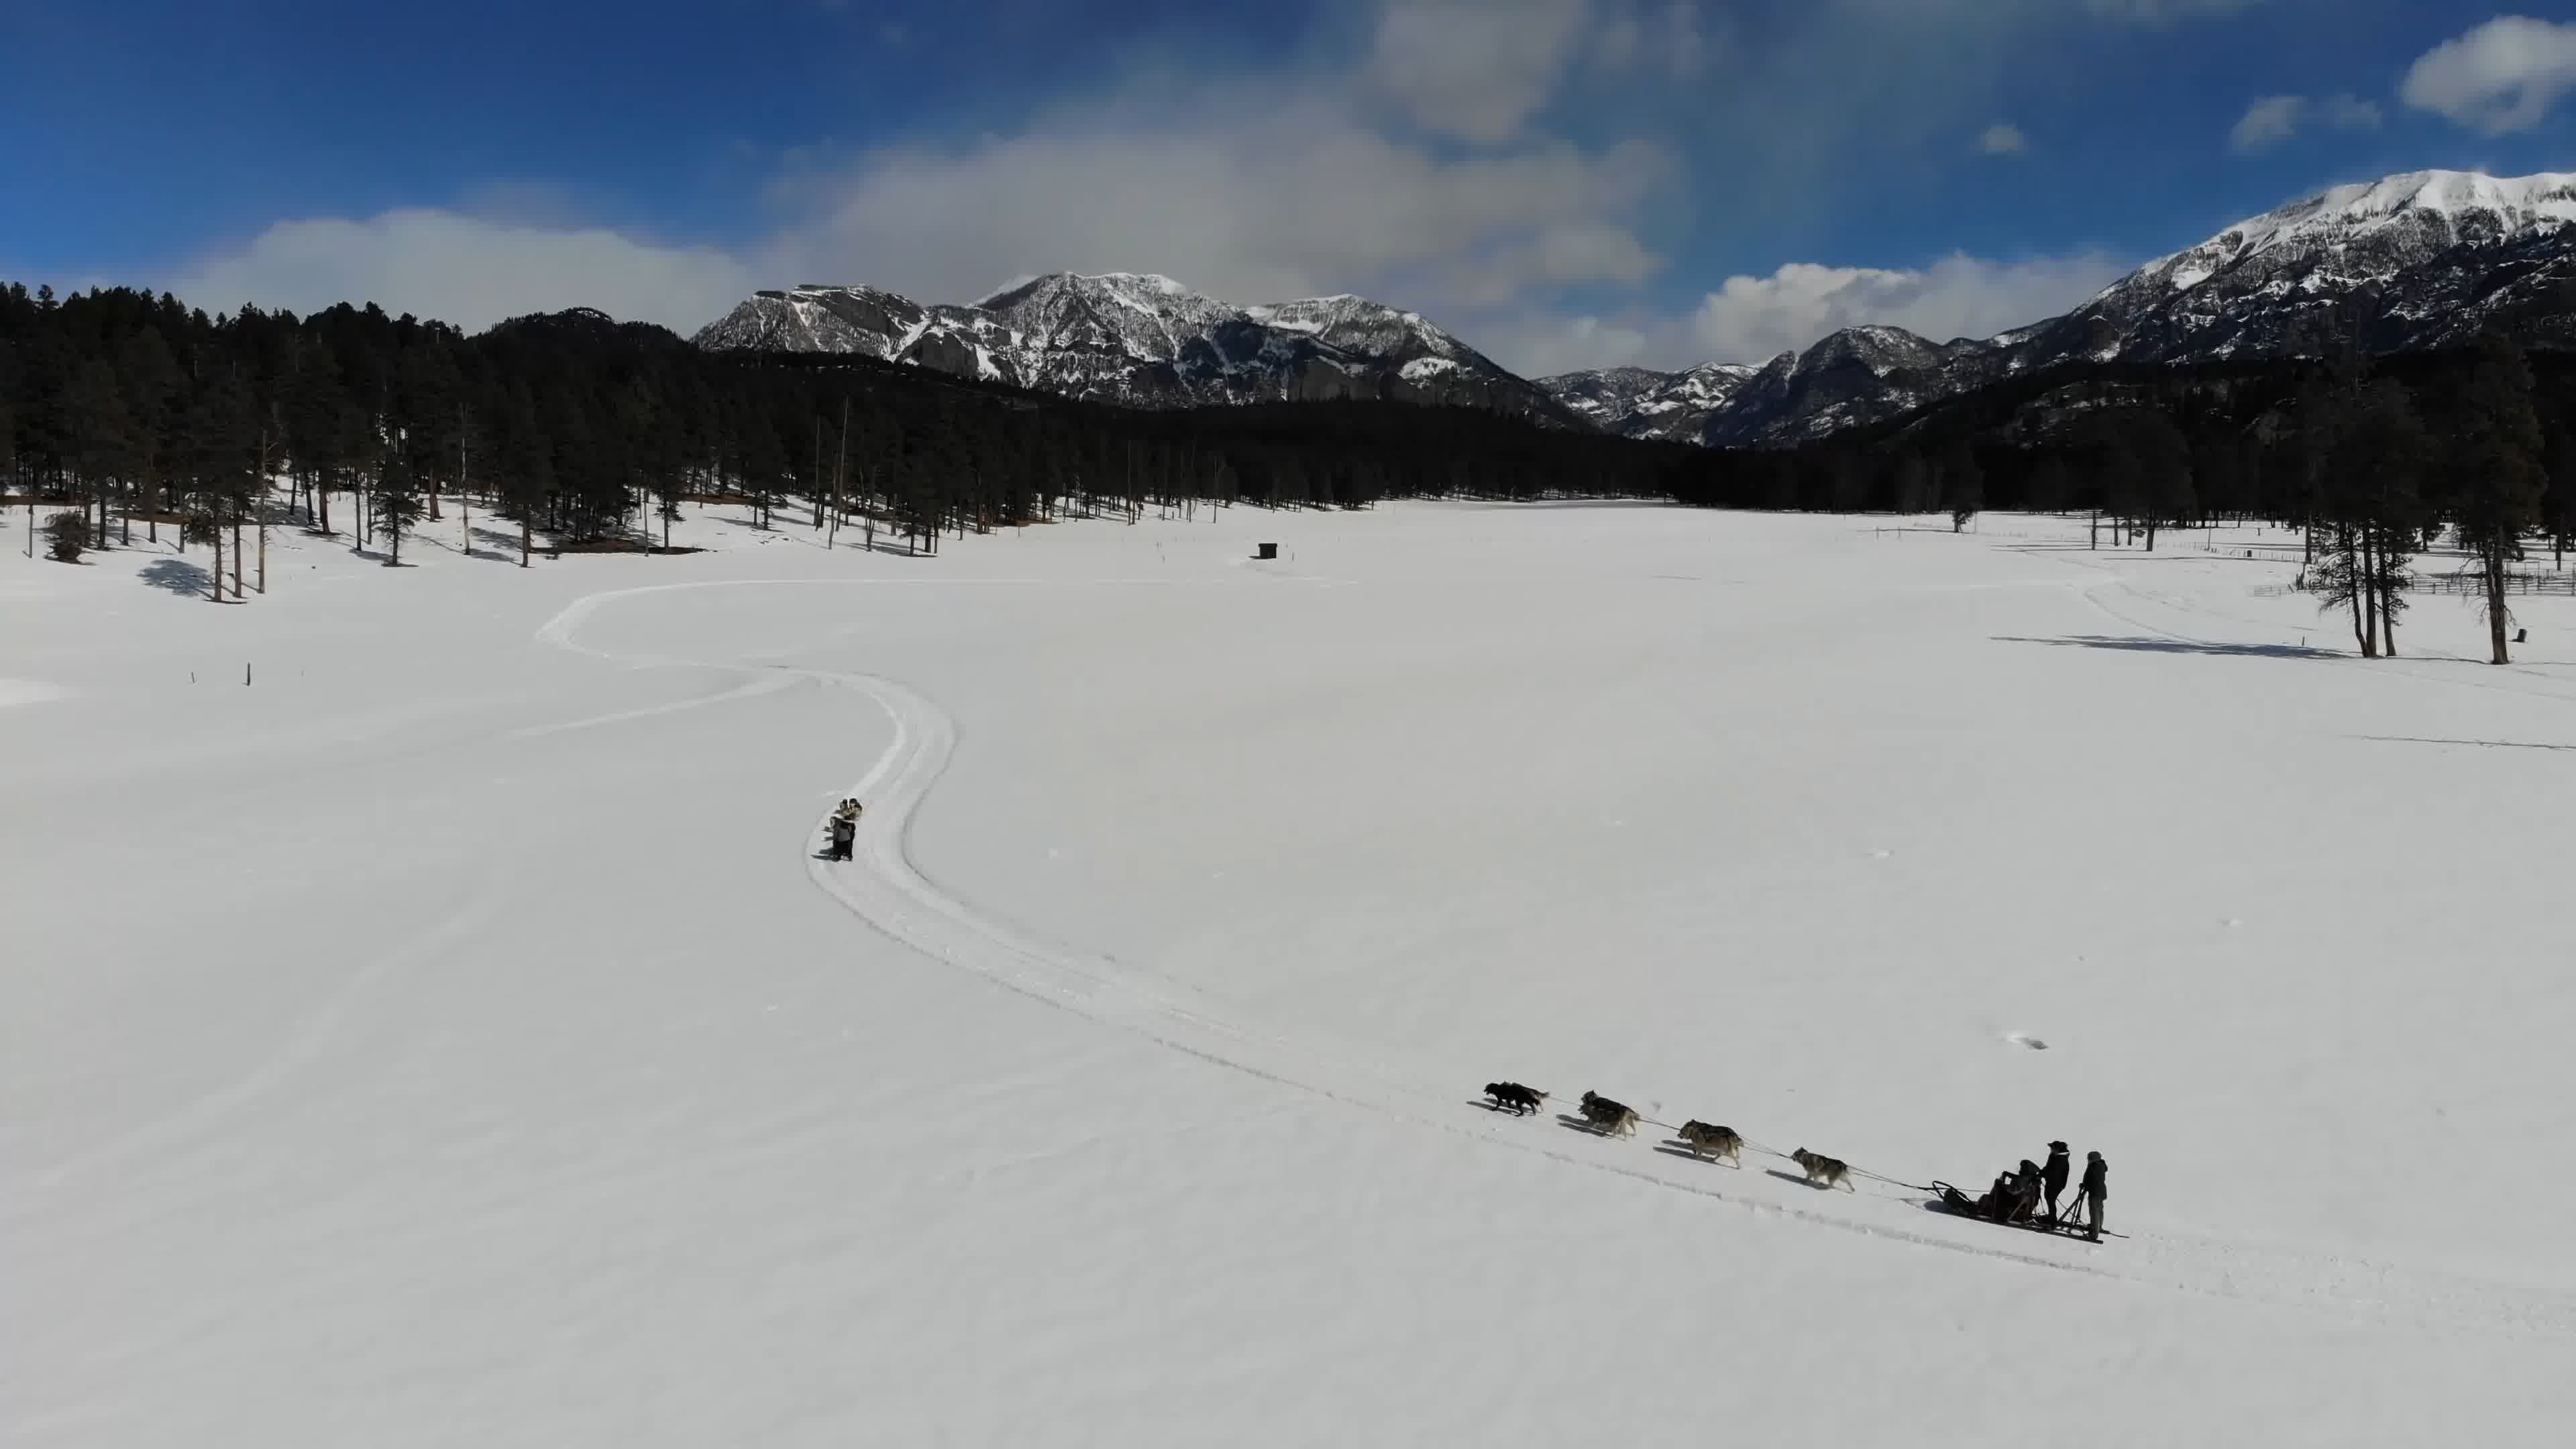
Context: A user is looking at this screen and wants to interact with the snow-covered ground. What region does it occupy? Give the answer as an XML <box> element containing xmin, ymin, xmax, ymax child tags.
<box><xmin>7</xmin><ymin>500</ymin><xmax>2575</xmax><ymax>1446</ymax></box>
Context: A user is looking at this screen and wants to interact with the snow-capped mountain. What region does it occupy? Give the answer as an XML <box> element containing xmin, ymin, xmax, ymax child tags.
<box><xmin>1533</xmin><ymin>362</ymin><xmax>1760</xmax><ymax>441</ymax></box>
<box><xmin>695</xmin><ymin>272</ymin><xmax>1576</xmax><ymax>425</ymax></box>
<box><xmin>698</xmin><ymin>172</ymin><xmax>2576</xmax><ymax>447</ymax></box>
<box><xmin>1577</xmin><ymin>169</ymin><xmax>2576</xmax><ymax>445</ymax></box>
<box><xmin>2033</xmin><ymin>167</ymin><xmax>2576</xmax><ymax>365</ymax></box>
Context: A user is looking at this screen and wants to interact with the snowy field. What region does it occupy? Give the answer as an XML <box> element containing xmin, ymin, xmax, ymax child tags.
<box><xmin>7</xmin><ymin>498</ymin><xmax>2576</xmax><ymax>1446</ymax></box>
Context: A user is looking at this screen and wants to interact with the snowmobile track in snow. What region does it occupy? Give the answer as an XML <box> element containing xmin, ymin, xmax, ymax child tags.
<box><xmin>540</xmin><ymin>578</ymin><xmax>2576</xmax><ymax>1343</ymax></box>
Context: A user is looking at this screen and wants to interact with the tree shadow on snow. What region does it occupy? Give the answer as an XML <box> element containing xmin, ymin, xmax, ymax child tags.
<box><xmin>140</xmin><ymin>558</ymin><xmax>218</xmax><ymax>597</ymax></box>
<box><xmin>1994</xmin><ymin>633</ymin><xmax>2339</xmax><ymax>660</ymax></box>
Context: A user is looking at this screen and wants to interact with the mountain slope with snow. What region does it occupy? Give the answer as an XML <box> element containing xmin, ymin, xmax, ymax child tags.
<box><xmin>1534</xmin><ymin>362</ymin><xmax>1761</xmax><ymax>441</ymax></box>
<box><xmin>694</xmin><ymin>170</ymin><xmax>2576</xmax><ymax>447</ymax></box>
<box><xmin>696</xmin><ymin>274</ymin><xmax>1580</xmax><ymax>425</ymax></box>
<box><xmin>1678</xmin><ymin>168</ymin><xmax>2576</xmax><ymax>444</ymax></box>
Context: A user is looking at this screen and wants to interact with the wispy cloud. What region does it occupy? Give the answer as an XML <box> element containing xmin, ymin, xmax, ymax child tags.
<box><xmin>2228</xmin><ymin>92</ymin><xmax>2381</xmax><ymax>153</ymax></box>
<box><xmin>1487</xmin><ymin>249</ymin><xmax>2131</xmax><ymax>376</ymax></box>
<box><xmin>171</xmin><ymin>209</ymin><xmax>755</xmax><ymax>334</ymax></box>
<box><xmin>1684</xmin><ymin>252</ymin><xmax>2129</xmax><ymax>362</ymax></box>
<box><xmin>155</xmin><ymin>1</ymin><xmax>2231</xmax><ymax>371</ymax></box>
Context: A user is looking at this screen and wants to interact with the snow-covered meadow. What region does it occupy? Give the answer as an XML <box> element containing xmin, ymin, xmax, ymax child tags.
<box><xmin>7</xmin><ymin>499</ymin><xmax>2575</xmax><ymax>1446</ymax></box>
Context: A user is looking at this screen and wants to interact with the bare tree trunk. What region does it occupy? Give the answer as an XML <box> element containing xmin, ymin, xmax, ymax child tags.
<box><xmin>2486</xmin><ymin>540</ymin><xmax>2512</xmax><ymax>665</ymax></box>
<box><xmin>2376</xmin><ymin>529</ymin><xmax>2398</xmax><ymax>656</ymax></box>
<box><xmin>521</xmin><ymin>513</ymin><xmax>532</xmax><ymax>569</ymax></box>
<box><xmin>2360</xmin><ymin>531</ymin><xmax>2379</xmax><ymax>657</ymax></box>
<box><xmin>830</xmin><ymin>396</ymin><xmax>848</xmax><ymax>549</ymax></box>
<box><xmin>231</xmin><ymin>512</ymin><xmax>245</xmax><ymax>600</ymax></box>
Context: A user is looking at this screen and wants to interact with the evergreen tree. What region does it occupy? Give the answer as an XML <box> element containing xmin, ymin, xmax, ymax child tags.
<box><xmin>2542</xmin><ymin>422</ymin><xmax>2576</xmax><ymax>572</ymax></box>
<box><xmin>376</xmin><ymin>447</ymin><xmax>423</xmax><ymax>564</ymax></box>
<box><xmin>2442</xmin><ymin>333</ymin><xmax>2546</xmax><ymax>664</ymax></box>
<box><xmin>1941</xmin><ymin>440</ymin><xmax>1984</xmax><ymax>531</ymax></box>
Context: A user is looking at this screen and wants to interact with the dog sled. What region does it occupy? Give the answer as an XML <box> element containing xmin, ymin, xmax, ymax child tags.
<box><xmin>1927</xmin><ymin>1180</ymin><xmax>2106</xmax><ymax>1241</ymax></box>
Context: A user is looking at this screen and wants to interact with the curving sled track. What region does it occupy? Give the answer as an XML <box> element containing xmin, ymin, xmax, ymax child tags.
<box><xmin>540</xmin><ymin>579</ymin><xmax>2576</xmax><ymax>1342</ymax></box>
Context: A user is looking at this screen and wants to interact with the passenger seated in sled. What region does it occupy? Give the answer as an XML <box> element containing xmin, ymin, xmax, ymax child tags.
<box><xmin>1938</xmin><ymin>1165</ymin><xmax>2046</xmax><ymax>1225</ymax></box>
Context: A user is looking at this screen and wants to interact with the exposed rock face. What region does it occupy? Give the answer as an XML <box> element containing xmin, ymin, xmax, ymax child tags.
<box><xmin>696</xmin><ymin>272</ymin><xmax>1579</xmax><ymax>427</ymax></box>
<box><xmin>1554</xmin><ymin>170</ymin><xmax>2576</xmax><ymax>445</ymax></box>
<box><xmin>1534</xmin><ymin>363</ymin><xmax>1762</xmax><ymax>441</ymax></box>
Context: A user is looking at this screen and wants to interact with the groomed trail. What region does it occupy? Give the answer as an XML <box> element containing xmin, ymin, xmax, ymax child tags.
<box><xmin>538</xmin><ymin>577</ymin><xmax>2576</xmax><ymax>1344</ymax></box>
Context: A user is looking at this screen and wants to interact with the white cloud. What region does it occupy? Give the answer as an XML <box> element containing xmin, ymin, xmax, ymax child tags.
<box><xmin>1976</xmin><ymin>123</ymin><xmax>2029</xmax><ymax>154</ymax></box>
<box><xmin>1365</xmin><ymin>0</ymin><xmax>1593</xmax><ymax>144</ymax></box>
<box><xmin>1685</xmin><ymin>253</ymin><xmax>2129</xmax><ymax>363</ymax></box>
<box><xmin>2401</xmin><ymin>16</ymin><xmax>2576</xmax><ymax>136</ymax></box>
<box><xmin>164</xmin><ymin>86</ymin><xmax>1673</xmax><ymax>337</ymax></box>
<box><xmin>777</xmin><ymin>97</ymin><xmax>1672</xmax><ymax>313</ymax></box>
<box><xmin>170</xmin><ymin>209</ymin><xmax>755</xmax><ymax>333</ymax></box>
<box><xmin>2229</xmin><ymin>95</ymin><xmax>2307</xmax><ymax>152</ymax></box>
<box><xmin>146</xmin><ymin>0</ymin><xmax>2155</xmax><ymax>375</ymax></box>
<box><xmin>1491</xmin><ymin>313</ymin><xmax>1654</xmax><ymax>376</ymax></box>
<box><xmin>1470</xmin><ymin>249</ymin><xmax>2134</xmax><ymax>376</ymax></box>
<box><xmin>2227</xmin><ymin>91</ymin><xmax>2382</xmax><ymax>152</ymax></box>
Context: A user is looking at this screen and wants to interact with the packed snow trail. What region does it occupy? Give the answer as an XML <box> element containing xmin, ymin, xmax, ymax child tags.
<box><xmin>537</xmin><ymin>579</ymin><xmax>2576</xmax><ymax>1342</ymax></box>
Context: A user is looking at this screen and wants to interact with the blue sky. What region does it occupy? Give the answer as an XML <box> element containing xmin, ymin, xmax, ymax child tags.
<box><xmin>7</xmin><ymin>1</ymin><xmax>2575</xmax><ymax>373</ymax></box>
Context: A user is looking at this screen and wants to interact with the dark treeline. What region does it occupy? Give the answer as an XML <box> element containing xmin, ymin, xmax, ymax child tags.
<box><xmin>10</xmin><ymin>280</ymin><xmax>2569</xmax><ymax>663</ymax></box>
<box><xmin>1667</xmin><ymin>329</ymin><xmax>2575</xmax><ymax>664</ymax></box>
<box><xmin>1</xmin><ymin>282</ymin><xmax>1695</xmax><ymax>594</ymax></box>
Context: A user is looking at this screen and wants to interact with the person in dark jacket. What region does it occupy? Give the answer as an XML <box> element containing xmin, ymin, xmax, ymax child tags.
<box><xmin>1980</xmin><ymin>1163</ymin><xmax>2027</xmax><ymax>1220</ymax></box>
<box><xmin>2041</xmin><ymin>1142</ymin><xmax>2072</xmax><ymax>1223</ymax></box>
<box><xmin>828</xmin><ymin>810</ymin><xmax>857</xmax><ymax>861</ymax></box>
<box><xmin>2006</xmin><ymin>1159</ymin><xmax>2045</xmax><ymax>1224</ymax></box>
<box><xmin>2079</xmin><ymin>1151</ymin><xmax>2108</xmax><ymax>1240</ymax></box>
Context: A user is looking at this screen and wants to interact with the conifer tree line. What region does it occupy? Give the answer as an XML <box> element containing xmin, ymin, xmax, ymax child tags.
<box><xmin>1664</xmin><ymin>329</ymin><xmax>2575</xmax><ymax>664</ymax></box>
<box><xmin>8</xmin><ymin>280</ymin><xmax>2570</xmax><ymax>662</ymax></box>
<box><xmin>0</xmin><ymin>283</ymin><xmax>1695</xmax><ymax>597</ymax></box>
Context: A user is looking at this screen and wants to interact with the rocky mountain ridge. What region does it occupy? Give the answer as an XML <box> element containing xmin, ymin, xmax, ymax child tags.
<box><xmin>697</xmin><ymin>170</ymin><xmax>2576</xmax><ymax>447</ymax></box>
<box><xmin>1540</xmin><ymin>168</ymin><xmax>2576</xmax><ymax>445</ymax></box>
<box><xmin>694</xmin><ymin>272</ymin><xmax>1576</xmax><ymax>426</ymax></box>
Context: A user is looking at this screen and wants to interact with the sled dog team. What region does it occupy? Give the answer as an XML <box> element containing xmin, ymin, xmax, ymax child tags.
<box><xmin>1482</xmin><ymin>1079</ymin><xmax>2102</xmax><ymax>1231</ymax></box>
<box><xmin>825</xmin><ymin>799</ymin><xmax>863</xmax><ymax>861</ymax></box>
<box><xmin>1485</xmin><ymin>1083</ymin><xmax>1817</xmax><ymax>1179</ymax></box>
<box><xmin>826</xmin><ymin>814</ymin><xmax>2109</xmax><ymax>1237</ymax></box>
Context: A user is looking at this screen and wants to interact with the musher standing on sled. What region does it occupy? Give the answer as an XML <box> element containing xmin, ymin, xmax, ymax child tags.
<box><xmin>828</xmin><ymin>798</ymin><xmax>861</xmax><ymax>861</ymax></box>
<box><xmin>2079</xmin><ymin>1152</ymin><xmax>2107</xmax><ymax>1240</ymax></box>
<box><xmin>2041</xmin><ymin>1141</ymin><xmax>2071</xmax><ymax>1224</ymax></box>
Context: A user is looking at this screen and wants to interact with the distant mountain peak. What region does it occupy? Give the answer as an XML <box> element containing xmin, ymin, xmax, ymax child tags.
<box><xmin>696</xmin><ymin>276</ymin><xmax>1579</xmax><ymax>426</ymax></box>
<box><xmin>1566</xmin><ymin>166</ymin><xmax>2576</xmax><ymax>445</ymax></box>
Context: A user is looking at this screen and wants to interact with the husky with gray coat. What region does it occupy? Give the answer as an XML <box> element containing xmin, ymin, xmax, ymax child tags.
<box><xmin>1791</xmin><ymin>1147</ymin><xmax>1854</xmax><ymax>1190</ymax></box>
<box><xmin>1676</xmin><ymin>1121</ymin><xmax>1743</xmax><ymax>1165</ymax></box>
<box><xmin>1578</xmin><ymin>1091</ymin><xmax>1640</xmax><ymax>1137</ymax></box>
